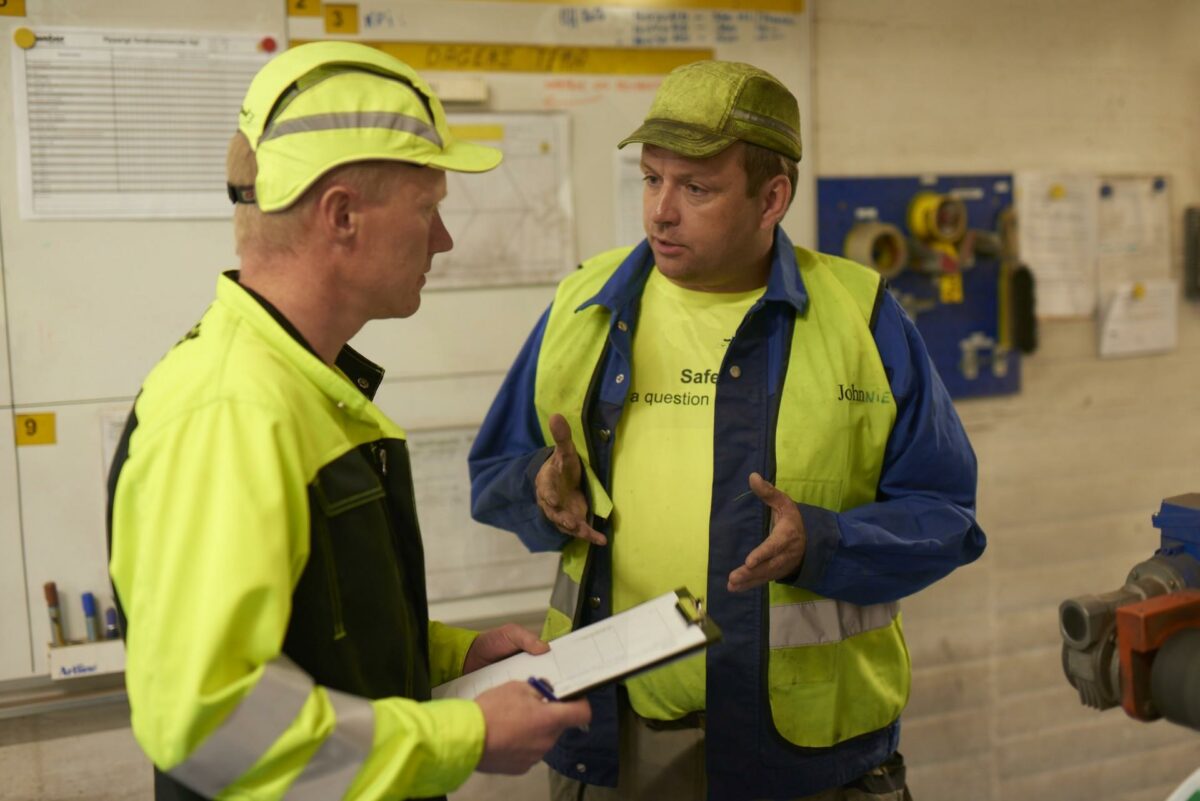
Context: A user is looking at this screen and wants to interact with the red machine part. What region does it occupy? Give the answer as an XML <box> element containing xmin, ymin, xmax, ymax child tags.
<box><xmin>1116</xmin><ymin>589</ymin><xmax>1200</xmax><ymax>721</ymax></box>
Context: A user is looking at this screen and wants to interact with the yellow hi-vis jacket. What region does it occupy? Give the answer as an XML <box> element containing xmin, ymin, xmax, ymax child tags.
<box><xmin>109</xmin><ymin>273</ymin><xmax>483</xmax><ymax>801</ymax></box>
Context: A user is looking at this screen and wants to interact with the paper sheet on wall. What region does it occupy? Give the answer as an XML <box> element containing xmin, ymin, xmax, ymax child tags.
<box><xmin>435</xmin><ymin>113</ymin><xmax>576</xmax><ymax>288</ymax></box>
<box><xmin>1096</xmin><ymin>176</ymin><xmax>1171</xmax><ymax>299</ymax></box>
<box><xmin>614</xmin><ymin>147</ymin><xmax>644</xmax><ymax>248</ymax></box>
<box><xmin>10</xmin><ymin>27</ymin><xmax>273</xmax><ymax>220</ymax></box>
<box><xmin>1098</xmin><ymin>279</ymin><xmax>1178</xmax><ymax>359</ymax></box>
<box><xmin>406</xmin><ymin>428</ymin><xmax>558</xmax><ymax>602</ymax></box>
<box><xmin>1015</xmin><ymin>172</ymin><xmax>1100</xmax><ymax>317</ymax></box>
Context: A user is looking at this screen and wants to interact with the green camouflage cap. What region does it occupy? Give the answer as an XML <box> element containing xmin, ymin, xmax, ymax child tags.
<box><xmin>619</xmin><ymin>60</ymin><xmax>801</xmax><ymax>162</ymax></box>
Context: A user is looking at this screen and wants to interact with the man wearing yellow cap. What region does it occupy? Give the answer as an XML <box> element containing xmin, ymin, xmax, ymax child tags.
<box><xmin>470</xmin><ymin>61</ymin><xmax>985</xmax><ymax>800</ymax></box>
<box><xmin>108</xmin><ymin>42</ymin><xmax>589</xmax><ymax>801</ymax></box>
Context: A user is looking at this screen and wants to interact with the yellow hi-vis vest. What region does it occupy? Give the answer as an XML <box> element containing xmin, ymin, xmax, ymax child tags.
<box><xmin>533</xmin><ymin>245</ymin><xmax>909</xmax><ymax>748</ymax></box>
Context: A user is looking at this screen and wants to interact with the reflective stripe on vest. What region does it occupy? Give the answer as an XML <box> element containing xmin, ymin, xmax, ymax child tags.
<box><xmin>549</xmin><ymin>561</ymin><xmax>581</xmax><ymax>621</ymax></box>
<box><xmin>769</xmin><ymin>599</ymin><xmax>899</xmax><ymax>648</ymax></box>
<box><xmin>169</xmin><ymin>656</ymin><xmax>314</xmax><ymax>796</ymax></box>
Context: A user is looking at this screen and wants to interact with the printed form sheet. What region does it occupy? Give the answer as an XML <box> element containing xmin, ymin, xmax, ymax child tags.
<box><xmin>10</xmin><ymin>27</ymin><xmax>272</xmax><ymax>219</ymax></box>
<box><xmin>406</xmin><ymin>428</ymin><xmax>559</xmax><ymax>602</ymax></box>
<box><xmin>431</xmin><ymin>590</ymin><xmax>709</xmax><ymax>700</ymax></box>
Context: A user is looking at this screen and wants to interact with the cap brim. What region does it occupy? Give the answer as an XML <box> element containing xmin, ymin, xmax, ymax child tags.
<box><xmin>617</xmin><ymin>120</ymin><xmax>737</xmax><ymax>158</ymax></box>
<box><xmin>426</xmin><ymin>138</ymin><xmax>503</xmax><ymax>173</ymax></box>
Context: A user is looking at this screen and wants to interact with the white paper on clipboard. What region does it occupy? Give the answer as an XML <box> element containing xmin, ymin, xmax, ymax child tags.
<box><xmin>431</xmin><ymin>588</ymin><xmax>720</xmax><ymax>701</ymax></box>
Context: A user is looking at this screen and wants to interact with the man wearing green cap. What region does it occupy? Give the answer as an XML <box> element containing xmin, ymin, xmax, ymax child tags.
<box><xmin>470</xmin><ymin>60</ymin><xmax>984</xmax><ymax>800</ymax></box>
<box><xmin>108</xmin><ymin>41</ymin><xmax>589</xmax><ymax>801</ymax></box>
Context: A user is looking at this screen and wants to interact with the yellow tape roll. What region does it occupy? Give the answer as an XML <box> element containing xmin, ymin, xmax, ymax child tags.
<box><xmin>908</xmin><ymin>192</ymin><xmax>967</xmax><ymax>244</ymax></box>
<box><xmin>844</xmin><ymin>221</ymin><xmax>909</xmax><ymax>280</ymax></box>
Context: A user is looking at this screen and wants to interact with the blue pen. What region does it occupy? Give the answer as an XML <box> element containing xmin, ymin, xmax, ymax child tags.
<box><xmin>104</xmin><ymin>608</ymin><xmax>120</xmax><ymax>640</ymax></box>
<box><xmin>82</xmin><ymin>592</ymin><xmax>100</xmax><ymax>642</ymax></box>
<box><xmin>527</xmin><ymin>676</ymin><xmax>558</xmax><ymax>702</ymax></box>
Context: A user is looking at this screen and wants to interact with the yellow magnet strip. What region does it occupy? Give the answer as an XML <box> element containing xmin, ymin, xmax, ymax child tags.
<box><xmin>293</xmin><ymin>40</ymin><xmax>713</xmax><ymax>75</ymax></box>
<box><xmin>467</xmin><ymin>0</ymin><xmax>803</xmax><ymax>10</ymax></box>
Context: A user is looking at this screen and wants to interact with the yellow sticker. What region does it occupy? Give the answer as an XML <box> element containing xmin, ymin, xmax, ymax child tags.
<box><xmin>317</xmin><ymin>40</ymin><xmax>712</xmax><ymax>75</ymax></box>
<box><xmin>14</xmin><ymin>413</ymin><xmax>56</xmax><ymax>446</ymax></box>
<box><xmin>0</xmin><ymin>0</ymin><xmax>28</xmax><ymax>18</ymax></box>
<box><xmin>287</xmin><ymin>0</ymin><xmax>322</xmax><ymax>16</ymax></box>
<box><xmin>939</xmin><ymin>273</ymin><xmax>964</xmax><ymax>305</ymax></box>
<box><xmin>448</xmin><ymin>124</ymin><xmax>505</xmax><ymax>142</ymax></box>
<box><xmin>12</xmin><ymin>26</ymin><xmax>35</xmax><ymax>48</ymax></box>
<box><xmin>324</xmin><ymin>3</ymin><xmax>359</xmax><ymax>34</ymax></box>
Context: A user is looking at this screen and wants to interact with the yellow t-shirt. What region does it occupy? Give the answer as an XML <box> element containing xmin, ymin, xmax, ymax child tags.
<box><xmin>611</xmin><ymin>267</ymin><xmax>762</xmax><ymax>720</ymax></box>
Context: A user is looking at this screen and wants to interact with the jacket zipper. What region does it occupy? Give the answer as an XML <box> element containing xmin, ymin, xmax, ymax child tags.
<box><xmin>314</xmin><ymin>514</ymin><xmax>347</xmax><ymax>641</ymax></box>
<box><xmin>369</xmin><ymin>440</ymin><xmax>414</xmax><ymax>697</ymax></box>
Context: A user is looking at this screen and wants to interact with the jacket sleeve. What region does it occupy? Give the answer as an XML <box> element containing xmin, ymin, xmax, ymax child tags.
<box><xmin>789</xmin><ymin>291</ymin><xmax>986</xmax><ymax>606</ymax></box>
<box><xmin>469</xmin><ymin>306</ymin><xmax>573</xmax><ymax>553</ymax></box>
<box><xmin>110</xmin><ymin>400</ymin><xmax>484</xmax><ymax>801</ymax></box>
<box><xmin>428</xmin><ymin>621</ymin><xmax>479</xmax><ymax>686</ymax></box>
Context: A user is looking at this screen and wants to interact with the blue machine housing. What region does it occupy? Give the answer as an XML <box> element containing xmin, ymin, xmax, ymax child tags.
<box><xmin>1152</xmin><ymin>493</ymin><xmax>1200</xmax><ymax>589</ymax></box>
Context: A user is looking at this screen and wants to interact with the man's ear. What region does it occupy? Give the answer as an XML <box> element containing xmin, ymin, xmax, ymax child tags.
<box><xmin>760</xmin><ymin>174</ymin><xmax>792</xmax><ymax>230</ymax></box>
<box><xmin>315</xmin><ymin>184</ymin><xmax>358</xmax><ymax>245</ymax></box>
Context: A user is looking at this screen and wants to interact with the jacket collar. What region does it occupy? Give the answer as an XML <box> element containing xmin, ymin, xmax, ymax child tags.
<box><xmin>216</xmin><ymin>272</ymin><xmax>386</xmax><ymax>414</ymax></box>
<box><xmin>578</xmin><ymin>227</ymin><xmax>809</xmax><ymax>315</ymax></box>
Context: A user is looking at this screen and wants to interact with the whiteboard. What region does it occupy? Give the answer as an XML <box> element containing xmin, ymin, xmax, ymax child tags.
<box><xmin>0</xmin><ymin>0</ymin><xmax>812</xmax><ymax>684</ymax></box>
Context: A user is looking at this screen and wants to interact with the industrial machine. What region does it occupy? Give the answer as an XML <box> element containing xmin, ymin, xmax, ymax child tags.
<box><xmin>1059</xmin><ymin>493</ymin><xmax>1200</xmax><ymax>732</ymax></box>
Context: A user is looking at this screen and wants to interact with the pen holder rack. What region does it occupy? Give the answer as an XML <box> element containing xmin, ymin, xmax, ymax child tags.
<box><xmin>47</xmin><ymin>639</ymin><xmax>125</xmax><ymax>681</ymax></box>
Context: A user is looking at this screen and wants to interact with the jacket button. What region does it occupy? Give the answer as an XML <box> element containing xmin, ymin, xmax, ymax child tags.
<box><xmin>615</xmin><ymin>373</ymin><xmax>625</xmax><ymax>384</ymax></box>
<box><xmin>729</xmin><ymin>365</ymin><xmax>742</xmax><ymax>379</ymax></box>
<box><xmin>356</xmin><ymin>377</ymin><xmax>370</xmax><ymax>389</ymax></box>
<box><xmin>598</xmin><ymin>428</ymin><xmax>611</xmax><ymax>442</ymax></box>
<box><xmin>589</xmin><ymin>596</ymin><xmax>601</xmax><ymax>609</ymax></box>
<box><xmin>617</xmin><ymin>321</ymin><xmax>628</xmax><ymax>332</ymax></box>
<box><xmin>575</xmin><ymin>763</ymin><xmax>587</xmax><ymax>774</ymax></box>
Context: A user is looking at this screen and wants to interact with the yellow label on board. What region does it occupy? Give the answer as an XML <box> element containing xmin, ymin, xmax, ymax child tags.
<box><xmin>15</xmin><ymin>413</ymin><xmax>56</xmax><ymax>446</ymax></box>
<box><xmin>448</xmin><ymin>124</ymin><xmax>505</xmax><ymax>141</ymax></box>
<box><xmin>0</xmin><ymin>0</ymin><xmax>28</xmax><ymax>18</ymax></box>
<box><xmin>287</xmin><ymin>0</ymin><xmax>323</xmax><ymax>17</ymax></box>
<box><xmin>324</xmin><ymin>3</ymin><xmax>359</xmax><ymax>33</ymax></box>
<box><xmin>939</xmin><ymin>273</ymin><xmax>964</xmax><ymax>305</ymax></box>
<box><xmin>344</xmin><ymin>41</ymin><xmax>712</xmax><ymax>75</ymax></box>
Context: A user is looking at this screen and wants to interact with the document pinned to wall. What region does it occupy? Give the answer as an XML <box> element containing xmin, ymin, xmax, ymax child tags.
<box><xmin>614</xmin><ymin>147</ymin><xmax>644</xmax><ymax>248</ymax></box>
<box><xmin>1015</xmin><ymin>172</ymin><xmax>1100</xmax><ymax>317</ymax></box>
<box><xmin>1096</xmin><ymin>175</ymin><xmax>1171</xmax><ymax>298</ymax></box>
<box><xmin>435</xmin><ymin>113</ymin><xmax>576</xmax><ymax>288</ymax></box>
<box><xmin>10</xmin><ymin>27</ymin><xmax>274</xmax><ymax>220</ymax></box>
<box><xmin>406</xmin><ymin>427</ymin><xmax>559</xmax><ymax>602</ymax></box>
<box><xmin>1098</xmin><ymin>279</ymin><xmax>1178</xmax><ymax>359</ymax></box>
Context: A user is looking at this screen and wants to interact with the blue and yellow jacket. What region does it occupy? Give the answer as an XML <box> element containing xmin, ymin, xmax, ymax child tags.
<box><xmin>469</xmin><ymin>228</ymin><xmax>985</xmax><ymax>800</ymax></box>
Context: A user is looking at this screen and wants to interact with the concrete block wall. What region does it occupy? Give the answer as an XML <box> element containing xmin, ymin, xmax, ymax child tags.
<box><xmin>814</xmin><ymin>1</ymin><xmax>1200</xmax><ymax>797</ymax></box>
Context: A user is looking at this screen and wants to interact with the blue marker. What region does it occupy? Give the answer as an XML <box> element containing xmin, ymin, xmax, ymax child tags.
<box><xmin>104</xmin><ymin>608</ymin><xmax>120</xmax><ymax>640</ymax></box>
<box><xmin>81</xmin><ymin>593</ymin><xmax>100</xmax><ymax>642</ymax></box>
<box><xmin>527</xmin><ymin>676</ymin><xmax>558</xmax><ymax>702</ymax></box>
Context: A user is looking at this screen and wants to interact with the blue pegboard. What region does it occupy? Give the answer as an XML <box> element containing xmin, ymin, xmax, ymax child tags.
<box><xmin>817</xmin><ymin>174</ymin><xmax>1020</xmax><ymax>399</ymax></box>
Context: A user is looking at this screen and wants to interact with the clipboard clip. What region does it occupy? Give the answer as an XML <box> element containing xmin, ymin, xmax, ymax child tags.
<box><xmin>674</xmin><ymin>588</ymin><xmax>707</xmax><ymax>625</ymax></box>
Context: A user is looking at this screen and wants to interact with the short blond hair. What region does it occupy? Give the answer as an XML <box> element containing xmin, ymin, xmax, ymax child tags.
<box><xmin>226</xmin><ymin>132</ymin><xmax>405</xmax><ymax>256</ymax></box>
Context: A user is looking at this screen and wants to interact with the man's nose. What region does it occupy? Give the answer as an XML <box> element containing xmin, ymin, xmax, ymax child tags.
<box><xmin>431</xmin><ymin>210</ymin><xmax>453</xmax><ymax>254</ymax></box>
<box><xmin>650</xmin><ymin>187</ymin><xmax>680</xmax><ymax>227</ymax></box>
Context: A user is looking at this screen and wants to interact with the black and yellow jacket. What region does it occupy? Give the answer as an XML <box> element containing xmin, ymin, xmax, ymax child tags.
<box><xmin>108</xmin><ymin>273</ymin><xmax>483</xmax><ymax>800</ymax></box>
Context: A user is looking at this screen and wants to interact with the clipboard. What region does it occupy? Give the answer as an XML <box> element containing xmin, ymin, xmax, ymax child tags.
<box><xmin>431</xmin><ymin>588</ymin><xmax>721</xmax><ymax>701</ymax></box>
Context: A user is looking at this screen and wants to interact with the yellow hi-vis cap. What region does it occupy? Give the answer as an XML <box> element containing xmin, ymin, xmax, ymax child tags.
<box><xmin>236</xmin><ymin>41</ymin><xmax>502</xmax><ymax>212</ymax></box>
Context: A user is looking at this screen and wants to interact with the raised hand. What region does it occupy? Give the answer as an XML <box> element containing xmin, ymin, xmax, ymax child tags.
<box><xmin>535</xmin><ymin>414</ymin><xmax>606</xmax><ymax>545</ymax></box>
<box><xmin>727</xmin><ymin>472</ymin><xmax>806</xmax><ymax>592</ymax></box>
